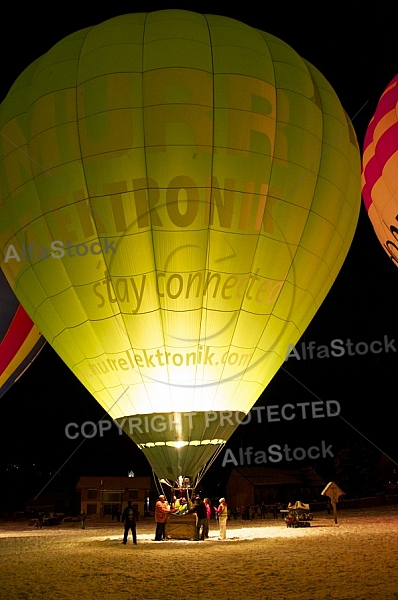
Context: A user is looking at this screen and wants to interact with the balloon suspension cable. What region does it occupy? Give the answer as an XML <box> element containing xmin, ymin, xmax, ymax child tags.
<box><xmin>152</xmin><ymin>470</ymin><xmax>167</xmax><ymax>498</ymax></box>
<box><xmin>194</xmin><ymin>442</ymin><xmax>227</xmax><ymax>488</ymax></box>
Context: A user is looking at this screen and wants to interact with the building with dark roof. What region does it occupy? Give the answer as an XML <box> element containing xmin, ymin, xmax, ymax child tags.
<box><xmin>226</xmin><ymin>466</ymin><xmax>326</xmax><ymax>509</ymax></box>
<box><xmin>76</xmin><ymin>475</ymin><xmax>153</xmax><ymax>517</ymax></box>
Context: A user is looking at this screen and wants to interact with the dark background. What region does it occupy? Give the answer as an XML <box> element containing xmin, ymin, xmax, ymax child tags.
<box><xmin>1</xmin><ymin>2</ymin><xmax>397</xmax><ymax>505</ymax></box>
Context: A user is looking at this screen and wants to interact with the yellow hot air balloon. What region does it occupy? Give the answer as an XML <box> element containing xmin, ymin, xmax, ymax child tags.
<box><xmin>0</xmin><ymin>10</ymin><xmax>360</xmax><ymax>485</ymax></box>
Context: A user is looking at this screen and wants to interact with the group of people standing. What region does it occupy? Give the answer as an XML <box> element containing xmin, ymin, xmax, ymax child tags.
<box><xmin>154</xmin><ymin>494</ymin><xmax>228</xmax><ymax>541</ymax></box>
<box><xmin>121</xmin><ymin>494</ymin><xmax>229</xmax><ymax>545</ymax></box>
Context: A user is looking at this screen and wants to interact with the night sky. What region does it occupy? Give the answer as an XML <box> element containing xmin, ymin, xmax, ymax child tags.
<box><xmin>1</xmin><ymin>2</ymin><xmax>398</xmax><ymax>500</ymax></box>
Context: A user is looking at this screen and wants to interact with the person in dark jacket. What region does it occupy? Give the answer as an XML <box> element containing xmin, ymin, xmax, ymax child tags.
<box><xmin>80</xmin><ymin>510</ymin><xmax>86</xmax><ymax>530</ymax></box>
<box><xmin>122</xmin><ymin>500</ymin><xmax>138</xmax><ymax>545</ymax></box>
<box><xmin>190</xmin><ymin>497</ymin><xmax>208</xmax><ymax>541</ymax></box>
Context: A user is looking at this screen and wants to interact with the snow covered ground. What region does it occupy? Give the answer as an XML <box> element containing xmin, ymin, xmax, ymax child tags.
<box><xmin>1</xmin><ymin>504</ymin><xmax>397</xmax><ymax>599</ymax></box>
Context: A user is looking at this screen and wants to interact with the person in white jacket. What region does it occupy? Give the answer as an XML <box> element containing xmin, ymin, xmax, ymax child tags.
<box><xmin>215</xmin><ymin>498</ymin><xmax>228</xmax><ymax>540</ymax></box>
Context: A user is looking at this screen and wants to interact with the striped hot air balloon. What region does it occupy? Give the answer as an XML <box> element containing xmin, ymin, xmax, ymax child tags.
<box><xmin>0</xmin><ymin>270</ymin><xmax>44</xmax><ymax>397</ymax></box>
<box><xmin>0</xmin><ymin>10</ymin><xmax>361</xmax><ymax>485</ymax></box>
<box><xmin>362</xmin><ymin>74</ymin><xmax>398</xmax><ymax>264</ymax></box>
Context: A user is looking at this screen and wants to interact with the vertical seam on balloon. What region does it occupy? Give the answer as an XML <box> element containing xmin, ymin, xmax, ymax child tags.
<box><xmin>204</xmin><ymin>17</ymin><xmax>247</xmax><ymax>438</ymax></box>
<box><xmin>211</xmin><ymin>30</ymin><xmax>274</xmax><ymax>430</ymax></box>
<box><xmin>196</xmin><ymin>19</ymin><xmax>262</xmax><ymax>467</ymax></box>
<box><xmin>224</xmin><ymin>31</ymin><xmax>278</xmax><ymax>419</ymax></box>
<box><xmin>15</xmin><ymin>56</ymin><xmax>53</xmax><ymax>325</ymax></box>
<box><xmin>304</xmin><ymin>67</ymin><xmax>347</xmax><ymax>289</ymax></box>
<box><xmin>116</xmin><ymin>12</ymin><xmax>161</xmax><ymax>436</ymax></box>
<box><xmin>195</xmin><ymin>14</ymin><xmax>218</xmax><ymax>471</ymax></box>
<box><xmin>74</xmin><ymin>25</ymin><xmax>127</xmax><ymax>418</ymax></box>
<box><xmin>72</xmin><ymin>24</ymin><xmax>142</xmax><ymax>423</ymax></box>
<box><xmin>263</xmin><ymin>37</ymin><xmax>302</xmax><ymax>357</ymax></box>
<box><xmin>22</xmin><ymin>60</ymin><xmax>76</xmax><ymax>337</ymax></box>
<box><xmin>195</xmin><ymin>21</ymin><xmax>247</xmax><ymax>459</ymax></box>
<box><xmin>138</xmin><ymin>12</ymin><xmax>170</xmax><ymax>453</ymax></box>
<box><xmin>268</xmin><ymin>61</ymin><xmax>322</xmax><ymax>345</ymax></box>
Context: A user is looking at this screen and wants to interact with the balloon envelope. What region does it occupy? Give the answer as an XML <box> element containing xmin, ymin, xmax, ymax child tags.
<box><xmin>0</xmin><ymin>270</ymin><xmax>44</xmax><ymax>397</ymax></box>
<box><xmin>0</xmin><ymin>11</ymin><xmax>361</xmax><ymax>481</ymax></box>
<box><xmin>362</xmin><ymin>74</ymin><xmax>398</xmax><ymax>264</ymax></box>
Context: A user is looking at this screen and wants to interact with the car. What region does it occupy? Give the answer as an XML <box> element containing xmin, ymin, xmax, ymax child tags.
<box><xmin>61</xmin><ymin>516</ymin><xmax>81</xmax><ymax>524</ymax></box>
